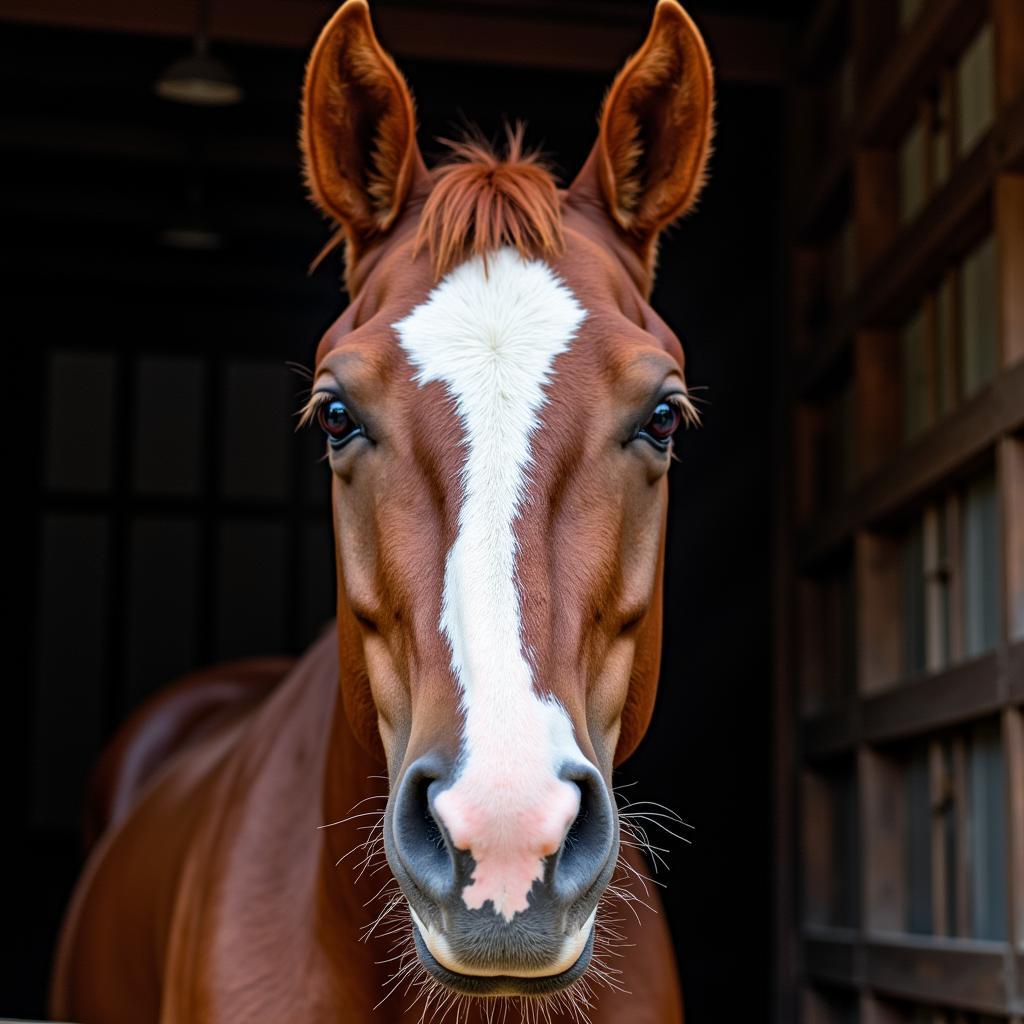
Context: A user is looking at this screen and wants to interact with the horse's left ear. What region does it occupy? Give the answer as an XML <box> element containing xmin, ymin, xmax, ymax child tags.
<box><xmin>570</xmin><ymin>0</ymin><xmax>714</xmax><ymax>275</ymax></box>
<box><xmin>301</xmin><ymin>0</ymin><xmax>425</xmax><ymax>265</ymax></box>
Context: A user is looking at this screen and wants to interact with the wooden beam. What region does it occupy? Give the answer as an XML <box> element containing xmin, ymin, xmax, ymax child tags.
<box><xmin>0</xmin><ymin>0</ymin><xmax>790</xmax><ymax>82</ymax></box>
<box><xmin>1011</xmin><ymin>643</ymin><xmax>1024</xmax><ymax>705</ymax></box>
<box><xmin>863</xmin><ymin>935</ymin><xmax>1010</xmax><ymax>1014</ymax></box>
<box><xmin>795</xmin><ymin>119</ymin><xmax>1006</xmax><ymax>400</ymax></box>
<box><xmin>803</xmin><ymin>647</ymin><xmax>1023</xmax><ymax>765</ymax></box>
<box><xmin>862</xmin><ymin>652</ymin><xmax>1001</xmax><ymax>744</ymax></box>
<box><xmin>805</xmin><ymin>931</ymin><xmax>1014</xmax><ymax>1014</ymax></box>
<box><xmin>795</xmin><ymin>2</ymin><xmax>1023</xmax><ymax>249</ymax></box>
<box><xmin>0</xmin><ymin>186</ymin><xmax>322</xmax><ymax>243</ymax></box>
<box><xmin>800</xmin><ymin>358</ymin><xmax>1024</xmax><ymax>566</ymax></box>
<box><xmin>0</xmin><ymin>115</ymin><xmax>298</xmax><ymax>170</ymax></box>
<box><xmin>856</xmin><ymin>134</ymin><xmax>993</xmax><ymax>331</ymax></box>
<box><xmin>1</xmin><ymin>246</ymin><xmax>337</xmax><ymax>299</ymax></box>
<box><xmin>858</xmin><ymin>0</ymin><xmax>987</xmax><ymax>147</ymax></box>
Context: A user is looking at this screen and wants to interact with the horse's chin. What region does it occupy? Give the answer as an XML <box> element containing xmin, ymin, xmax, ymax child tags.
<box><xmin>408</xmin><ymin>908</ymin><xmax>597</xmax><ymax>996</ymax></box>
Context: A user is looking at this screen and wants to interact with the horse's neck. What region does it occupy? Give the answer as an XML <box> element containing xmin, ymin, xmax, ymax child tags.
<box><xmin>173</xmin><ymin>624</ymin><xmax>392</xmax><ymax>1014</ymax></box>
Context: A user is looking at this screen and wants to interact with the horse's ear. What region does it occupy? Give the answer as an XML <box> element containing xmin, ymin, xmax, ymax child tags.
<box><xmin>570</xmin><ymin>0</ymin><xmax>714</xmax><ymax>273</ymax></box>
<box><xmin>301</xmin><ymin>0</ymin><xmax>425</xmax><ymax>261</ymax></box>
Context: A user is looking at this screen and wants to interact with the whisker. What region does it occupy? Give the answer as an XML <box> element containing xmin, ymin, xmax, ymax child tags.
<box><xmin>317</xmin><ymin>809</ymin><xmax>387</xmax><ymax>830</ymax></box>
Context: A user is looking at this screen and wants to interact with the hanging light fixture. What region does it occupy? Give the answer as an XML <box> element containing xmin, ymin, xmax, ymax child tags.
<box><xmin>155</xmin><ymin>0</ymin><xmax>243</xmax><ymax>106</ymax></box>
<box><xmin>158</xmin><ymin>179</ymin><xmax>227</xmax><ymax>251</ymax></box>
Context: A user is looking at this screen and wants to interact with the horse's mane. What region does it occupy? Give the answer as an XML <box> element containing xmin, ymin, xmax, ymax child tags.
<box><xmin>414</xmin><ymin>124</ymin><xmax>564</xmax><ymax>279</ymax></box>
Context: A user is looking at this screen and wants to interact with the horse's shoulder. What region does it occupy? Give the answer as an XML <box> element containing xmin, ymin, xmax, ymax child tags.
<box><xmin>83</xmin><ymin>655</ymin><xmax>296</xmax><ymax>849</ymax></box>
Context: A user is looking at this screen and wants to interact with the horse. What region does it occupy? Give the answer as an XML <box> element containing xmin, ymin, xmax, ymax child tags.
<box><xmin>50</xmin><ymin>1</ymin><xmax>714</xmax><ymax>1020</ymax></box>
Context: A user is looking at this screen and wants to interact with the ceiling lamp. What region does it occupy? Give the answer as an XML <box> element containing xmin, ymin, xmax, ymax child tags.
<box><xmin>158</xmin><ymin>184</ymin><xmax>226</xmax><ymax>251</ymax></box>
<box><xmin>155</xmin><ymin>0</ymin><xmax>242</xmax><ymax>107</ymax></box>
<box><xmin>158</xmin><ymin>221</ymin><xmax>226</xmax><ymax>251</ymax></box>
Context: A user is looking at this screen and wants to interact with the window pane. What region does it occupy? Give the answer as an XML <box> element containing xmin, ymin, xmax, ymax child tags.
<box><xmin>838</xmin><ymin>56</ymin><xmax>856</xmax><ymax>126</ymax></box>
<box><xmin>960</xmin><ymin>235</ymin><xmax>997</xmax><ymax>399</ymax></box>
<box><xmin>898</xmin><ymin>0</ymin><xmax>924</xmax><ymax>31</ymax></box>
<box><xmin>839</xmin><ymin>218</ymin><xmax>856</xmax><ymax>300</ymax></box>
<box><xmin>901</xmin><ymin>307</ymin><xmax>930</xmax><ymax>441</ymax></box>
<box><xmin>935</xmin><ymin>278</ymin><xmax>954</xmax><ymax>418</ymax></box>
<box><xmin>905</xmin><ymin>741</ymin><xmax>932</xmax><ymax>934</ymax></box>
<box><xmin>221</xmin><ymin>362</ymin><xmax>292</xmax><ymax>500</ymax></box>
<box><xmin>938</xmin><ymin>741</ymin><xmax>957</xmax><ymax>934</ymax></box>
<box><xmin>967</xmin><ymin>719</ymin><xmax>1007</xmax><ymax>940</ymax></box>
<box><xmin>962</xmin><ymin>470</ymin><xmax>1001</xmax><ymax>658</ymax></box>
<box><xmin>133</xmin><ymin>357</ymin><xmax>204</xmax><ymax>496</ymax></box>
<box><xmin>903</xmin><ymin>519</ymin><xmax>927</xmax><ymax>677</ymax></box>
<box><xmin>123</xmin><ymin>518</ymin><xmax>200</xmax><ymax>713</ymax></box>
<box><xmin>826</xmin><ymin>220</ymin><xmax>856</xmax><ymax>306</ymax></box>
<box><xmin>820</xmin><ymin>386</ymin><xmax>855</xmax><ymax>503</ymax></box>
<box><xmin>956</xmin><ymin>24</ymin><xmax>994</xmax><ymax>157</ymax></box>
<box><xmin>832</xmin><ymin>765</ymin><xmax>859</xmax><ymax>927</ymax></box>
<box><xmin>802</xmin><ymin>761</ymin><xmax>858</xmax><ymax>929</ymax></box>
<box><xmin>900</xmin><ymin>118</ymin><xmax>927</xmax><ymax>223</ymax></box>
<box><xmin>930</xmin><ymin>86</ymin><xmax>952</xmax><ymax>191</ymax></box>
<box><xmin>216</xmin><ymin>519</ymin><xmax>288</xmax><ymax>659</ymax></box>
<box><xmin>31</xmin><ymin>514</ymin><xmax>109</xmax><ymax>828</ymax></box>
<box><xmin>45</xmin><ymin>351</ymin><xmax>116</xmax><ymax>493</ymax></box>
<box><xmin>811</xmin><ymin>565</ymin><xmax>858</xmax><ymax>706</ymax></box>
<box><xmin>924</xmin><ymin>505</ymin><xmax>951</xmax><ymax>672</ymax></box>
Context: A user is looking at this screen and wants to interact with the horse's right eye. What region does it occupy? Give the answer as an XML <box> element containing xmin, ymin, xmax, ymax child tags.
<box><xmin>317</xmin><ymin>398</ymin><xmax>363</xmax><ymax>449</ymax></box>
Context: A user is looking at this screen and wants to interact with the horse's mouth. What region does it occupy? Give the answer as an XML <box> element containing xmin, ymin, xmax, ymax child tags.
<box><xmin>409</xmin><ymin>908</ymin><xmax>597</xmax><ymax>996</ymax></box>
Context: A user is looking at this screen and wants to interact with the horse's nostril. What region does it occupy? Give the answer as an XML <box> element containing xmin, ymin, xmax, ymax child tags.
<box><xmin>560</xmin><ymin>780</ymin><xmax>589</xmax><ymax>859</ymax></box>
<box><xmin>420</xmin><ymin>780</ymin><xmax>446</xmax><ymax>851</ymax></box>
<box><xmin>553</xmin><ymin>766</ymin><xmax>615</xmax><ymax>903</ymax></box>
<box><xmin>391</xmin><ymin>758</ymin><xmax>455</xmax><ymax>900</ymax></box>
<box><xmin>563</xmin><ymin>802</ymin><xmax>585</xmax><ymax>853</ymax></box>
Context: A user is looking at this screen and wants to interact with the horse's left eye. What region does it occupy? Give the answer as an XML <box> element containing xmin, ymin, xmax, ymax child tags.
<box><xmin>317</xmin><ymin>398</ymin><xmax>363</xmax><ymax>449</ymax></box>
<box><xmin>639</xmin><ymin>401</ymin><xmax>681</xmax><ymax>449</ymax></box>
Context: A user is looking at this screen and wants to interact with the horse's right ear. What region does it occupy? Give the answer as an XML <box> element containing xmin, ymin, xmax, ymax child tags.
<box><xmin>301</xmin><ymin>0</ymin><xmax>425</xmax><ymax>262</ymax></box>
<box><xmin>569</xmin><ymin>0</ymin><xmax>714</xmax><ymax>284</ymax></box>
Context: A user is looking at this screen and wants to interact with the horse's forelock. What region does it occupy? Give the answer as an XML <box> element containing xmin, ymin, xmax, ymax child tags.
<box><xmin>413</xmin><ymin>123</ymin><xmax>564</xmax><ymax>280</ymax></box>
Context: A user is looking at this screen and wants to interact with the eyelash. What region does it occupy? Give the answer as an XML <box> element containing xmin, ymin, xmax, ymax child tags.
<box><xmin>635</xmin><ymin>392</ymin><xmax>699</xmax><ymax>450</ymax></box>
<box><xmin>303</xmin><ymin>391</ymin><xmax>365</xmax><ymax>449</ymax></box>
<box><xmin>301</xmin><ymin>388</ymin><xmax>699</xmax><ymax>451</ymax></box>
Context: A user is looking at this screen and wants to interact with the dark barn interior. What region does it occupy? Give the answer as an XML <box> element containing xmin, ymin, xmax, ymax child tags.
<box><xmin>4</xmin><ymin>1</ymin><xmax>1023</xmax><ymax>1022</ymax></box>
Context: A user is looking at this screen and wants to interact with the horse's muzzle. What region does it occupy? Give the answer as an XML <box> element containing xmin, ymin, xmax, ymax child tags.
<box><xmin>384</xmin><ymin>755</ymin><xmax>618</xmax><ymax>993</ymax></box>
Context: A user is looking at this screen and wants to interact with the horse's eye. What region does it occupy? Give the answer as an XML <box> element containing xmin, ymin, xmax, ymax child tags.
<box><xmin>639</xmin><ymin>401</ymin><xmax>681</xmax><ymax>449</ymax></box>
<box><xmin>317</xmin><ymin>398</ymin><xmax>363</xmax><ymax>449</ymax></box>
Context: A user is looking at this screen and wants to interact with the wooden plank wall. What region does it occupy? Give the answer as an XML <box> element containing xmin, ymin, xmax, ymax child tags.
<box><xmin>780</xmin><ymin>0</ymin><xmax>1024</xmax><ymax>1020</ymax></box>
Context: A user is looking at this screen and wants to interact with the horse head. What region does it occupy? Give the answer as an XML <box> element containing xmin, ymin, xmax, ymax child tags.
<box><xmin>300</xmin><ymin>0</ymin><xmax>713</xmax><ymax>997</ymax></box>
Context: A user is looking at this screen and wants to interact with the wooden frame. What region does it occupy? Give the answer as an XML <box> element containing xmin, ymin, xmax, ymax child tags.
<box><xmin>781</xmin><ymin>0</ymin><xmax>1024</xmax><ymax>1020</ymax></box>
<box><xmin>0</xmin><ymin>0</ymin><xmax>789</xmax><ymax>82</ymax></box>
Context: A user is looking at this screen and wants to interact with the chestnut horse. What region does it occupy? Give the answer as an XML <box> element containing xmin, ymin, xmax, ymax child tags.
<box><xmin>51</xmin><ymin>1</ymin><xmax>713</xmax><ymax>1020</ymax></box>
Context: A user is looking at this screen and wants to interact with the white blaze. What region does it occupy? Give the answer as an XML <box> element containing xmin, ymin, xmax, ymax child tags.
<box><xmin>395</xmin><ymin>247</ymin><xmax>588</xmax><ymax>921</ymax></box>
